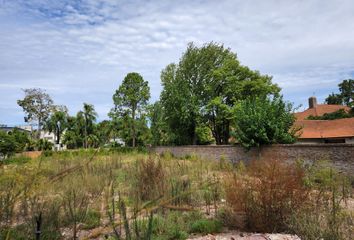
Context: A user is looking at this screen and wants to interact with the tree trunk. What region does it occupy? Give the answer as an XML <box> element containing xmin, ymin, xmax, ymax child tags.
<box><xmin>37</xmin><ymin>119</ymin><xmax>41</xmax><ymax>140</ymax></box>
<box><xmin>192</xmin><ymin>124</ymin><xmax>197</xmax><ymax>145</ymax></box>
<box><xmin>84</xmin><ymin>119</ymin><xmax>87</xmax><ymax>149</ymax></box>
<box><xmin>222</xmin><ymin>121</ymin><xmax>230</xmax><ymax>144</ymax></box>
<box><xmin>56</xmin><ymin>126</ymin><xmax>60</xmax><ymax>145</ymax></box>
<box><xmin>132</xmin><ymin>106</ymin><xmax>136</xmax><ymax>148</ymax></box>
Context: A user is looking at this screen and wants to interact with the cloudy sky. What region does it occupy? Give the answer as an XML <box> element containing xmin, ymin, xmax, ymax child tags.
<box><xmin>1</xmin><ymin>0</ymin><xmax>354</xmax><ymax>125</ymax></box>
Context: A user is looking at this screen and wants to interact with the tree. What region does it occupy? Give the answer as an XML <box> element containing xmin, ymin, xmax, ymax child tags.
<box><xmin>160</xmin><ymin>42</ymin><xmax>279</xmax><ymax>145</ymax></box>
<box><xmin>325</xmin><ymin>79</ymin><xmax>354</xmax><ymax>107</ymax></box>
<box><xmin>111</xmin><ymin>72</ymin><xmax>150</xmax><ymax>147</ymax></box>
<box><xmin>148</xmin><ymin>101</ymin><xmax>171</xmax><ymax>146</ymax></box>
<box><xmin>62</xmin><ymin>116</ymin><xmax>82</xmax><ymax>149</ymax></box>
<box><xmin>44</xmin><ymin>106</ymin><xmax>68</xmax><ymax>145</ymax></box>
<box><xmin>232</xmin><ymin>95</ymin><xmax>299</xmax><ymax>149</ymax></box>
<box><xmin>0</xmin><ymin>131</ymin><xmax>16</xmax><ymax>159</ymax></box>
<box><xmin>81</xmin><ymin>103</ymin><xmax>97</xmax><ymax>149</ymax></box>
<box><xmin>339</xmin><ymin>79</ymin><xmax>353</xmax><ymax>106</ymax></box>
<box><xmin>8</xmin><ymin>128</ymin><xmax>30</xmax><ymax>152</ymax></box>
<box><xmin>17</xmin><ymin>88</ymin><xmax>54</xmax><ymax>139</ymax></box>
<box><xmin>96</xmin><ymin>120</ymin><xmax>114</xmax><ymax>146</ymax></box>
<box><xmin>62</xmin><ymin>105</ymin><xmax>97</xmax><ymax>150</ymax></box>
<box><xmin>325</xmin><ymin>93</ymin><xmax>343</xmax><ymax>105</ymax></box>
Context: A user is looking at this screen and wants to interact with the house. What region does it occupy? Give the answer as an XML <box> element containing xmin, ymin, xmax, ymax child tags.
<box><xmin>0</xmin><ymin>125</ymin><xmax>32</xmax><ymax>134</ymax></box>
<box><xmin>294</xmin><ymin>97</ymin><xmax>354</xmax><ymax>144</ymax></box>
<box><xmin>0</xmin><ymin>124</ymin><xmax>66</xmax><ymax>150</ymax></box>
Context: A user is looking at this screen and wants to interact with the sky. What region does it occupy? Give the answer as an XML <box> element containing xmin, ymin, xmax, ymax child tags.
<box><xmin>1</xmin><ymin>0</ymin><xmax>354</xmax><ymax>125</ymax></box>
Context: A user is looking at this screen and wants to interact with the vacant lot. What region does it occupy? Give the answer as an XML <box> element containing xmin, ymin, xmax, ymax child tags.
<box><xmin>0</xmin><ymin>149</ymin><xmax>353</xmax><ymax>240</ymax></box>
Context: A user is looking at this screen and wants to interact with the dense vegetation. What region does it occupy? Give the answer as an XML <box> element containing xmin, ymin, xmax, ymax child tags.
<box><xmin>6</xmin><ymin>42</ymin><xmax>298</xmax><ymax>153</ymax></box>
<box><xmin>0</xmin><ymin>151</ymin><xmax>352</xmax><ymax>240</ymax></box>
<box><xmin>325</xmin><ymin>79</ymin><xmax>353</xmax><ymax>107</ymax></box>
<box><xmin>307</xmin><ymin>108</ymin><xmax>354</xmax><ymax>120</ymax></box>
<box><xmin>232</xmin><ymin>95</ymin><xmax>298</xmax><ymax>149</ymax></box>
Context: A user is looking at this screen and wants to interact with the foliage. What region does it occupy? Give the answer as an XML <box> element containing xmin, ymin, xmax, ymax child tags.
<box><xmin>159</xmin><ymin>42</ymin><xmax>279</xmax><ymax>145</ymax></box>
<box><xmin>44</xmin><ymin>105</ymin><xmax>68</xmax><ymax>145</ymax></box>
<box><xmin>0</xmin><ymin>129</ymin><xmax>31</xmax><ymax>159</ymax></box>
<box><xmin>224</xmin><ymin>159</ymin><xmax>310</xmax><ymax>232</ymax></box>
<box><xmin>289</xmin><ymin>161</ymin><xmax>352</xmax><ymax>240</ymax></box>
<box><xmin>148</xmin><ymin>101</ymin><xmax>171</xmax><ymax>146</ymax></box>
<box><xmin>133</xmin><ymin>157</ymin><xmax>166</xmax><ymax>201</ymax></box>
<box><xmin>82</xmin><ymin>103</ymin><xmax>98</xmax><ymax>148</ymax></box>
<box><xmin>111</xmin><ymin>72</ymin><xmax>150</xmax><ymax>147</ymax></box>
<box><xmin>1</xmin><ymin>148</ymin><xmax>351</xmax><ymax>239</ymax></box>
<box><xmin>82</xmin><ymin>209</ymin><xmax>101</xmax><ymax>230</ymax></box>
<box><xmin>17</xmin><ymin>88</ymin><xmax>54</xmax><ymax>138</ymax></box>
<box><xmin>224</xmin><ymin>159</ymin><xmax>353</xmax><ymax>239</ymax></box>
<box><xmin>0</xmin><ymin>131</ymin><xmax>17</xmax><ymax>158</ymax></box>
<box><xmin>62</xmin><ymin>104</ymin><xmax>99</xmax><ymax>149</ymax></box>
<box><xmin>232</xmin><ymin>95</ymin><xmax>299</xmax><ymax>149</ymax></box>
<box><xmin>307</xmin><ymin>108</ymin><xmax>354</xmax><ymax>120</ymax></box>
<box><xmin>195</xmin><ymin>124</ymin><xmax>214</xmax><ymax>145</ymax></box>
<box><xmin>36</xmin><ymin>139</ymin><xmax>53</xmax><ymax>151</ymax></box>
<box><xmin>190</xmin><ymin>219</ymin><xmax>222</xmax><ymax>234</ymax></box>
<box><xmin>325</xmin><ymin>79</ymin><xmax>354</xmax><ymax>107</ymax></box>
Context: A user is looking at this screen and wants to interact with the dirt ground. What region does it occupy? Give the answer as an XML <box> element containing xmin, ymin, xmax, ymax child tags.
<box><xmin>188</xmin><ymin>232</ymin><xmax>301</xmax><ymax>240</ymax></box>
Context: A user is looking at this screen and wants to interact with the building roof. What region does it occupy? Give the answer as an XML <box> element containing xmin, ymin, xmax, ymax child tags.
<box><xmin>294</xmin><ymin>118</ymin><xmax>354</xmax><ymax>139</ymax></box>
<box><xmin>0</xmin><ymin>126</ymin><xmax>31</xmax><ymax>133</ymax></box>
<box><xmin>294</xmin><ymin>104</ymin><xmax>351</xmax><ymax>120</ymax></box>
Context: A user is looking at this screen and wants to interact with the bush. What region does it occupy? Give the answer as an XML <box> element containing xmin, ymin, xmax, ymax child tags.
<box><xmin>82</xmin><ymin>209</ymin><xmax>101</xmax><ymax>229</ymax></box>
<box><xmin>0</xmin><ymin>131</ymin><xmax>17</xmax><ymax>159</ymax></box>
<box><xmin>288</xmin><ymin>161</ymin><xmax>353</xmax><ymax>240</ymax></box>
<box><xmin>232</xmin><ymin>95</ymin><xmax>299</xmax><ymax>149</ymax></box>
<box><xmin>224</xmin><ymin>159</ymin><xmax>310</xmax><ymax>232</ymax></box>
<box><xmin>36</xmin><ymin>139</ymin><xmax>53</xmax><ymax>151</ymax></box>
<box><xmin>190</xmin><ymin>219</ymin><xmax>222</xmax><ymax>234</ymax></box>
<box><xmin>134</xmin><ymin>157</ymin><xmax>166</xmax><ymax>201</ymax></box>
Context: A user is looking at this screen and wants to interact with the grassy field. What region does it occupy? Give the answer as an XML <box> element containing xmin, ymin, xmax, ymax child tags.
<box><xmin>0</xmin><ymin>149</ymin><xmax>353</xmax><ymax>240</ymax></box>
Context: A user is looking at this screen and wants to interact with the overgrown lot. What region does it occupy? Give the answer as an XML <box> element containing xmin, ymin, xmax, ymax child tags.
<box><xmin>0</xmin><ymin>149</ymin><xmax>353</xmax><ymax>240</ymax></box>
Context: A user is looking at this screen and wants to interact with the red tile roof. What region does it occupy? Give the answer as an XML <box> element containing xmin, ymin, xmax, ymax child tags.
<box><xmin>295</xmin><ymin>104</ymin><xmax>351</xmax><ymax>120</ymax></box>
<box><xmin>294</xmin><ymin>118</ymin><xmax>354</xmax><ymax>139</ymax></box>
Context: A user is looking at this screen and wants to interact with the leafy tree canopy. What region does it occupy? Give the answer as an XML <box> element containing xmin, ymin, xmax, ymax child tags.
<box><xmin>232</xmin><ymin>95</ymin><xmax>299</xmax><ymax>149</ymax></box>
<box><xmin>111</xmin><ymin>72</ymin><xmax>150</xmax><ymax>147</ymax></box>
<box><xmin>17</xmin><ymin>88</ymin><xmax>54</xmax><ymax>138</ymax></box>
<box><xmin>325</xmin><ymin>79</ymin><xmax>354</xmax><ymax>107</ymax></box>
<box><xmin>159</xmin><ymin>42</ymin><xmax>279</xmax><ymax>145</ymax></box>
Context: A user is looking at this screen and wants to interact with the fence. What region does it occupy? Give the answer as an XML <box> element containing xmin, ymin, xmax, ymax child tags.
<box><xmin>151</xmin><ymin>144</ymin><xmax>354</xmax><ymax>174</ymax></box>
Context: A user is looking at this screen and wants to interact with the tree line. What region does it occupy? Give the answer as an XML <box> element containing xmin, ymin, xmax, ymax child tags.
<box><xmin>4</xmin><ymin>42</ymin><xmax>352</xmax><ymax>155</ymax></box>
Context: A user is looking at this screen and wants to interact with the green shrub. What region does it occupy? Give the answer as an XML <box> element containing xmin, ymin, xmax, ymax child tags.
<box><xmin>36</xmin><ymin>139</ymin><xmax>53</xmax><ymax>151</ymax></box>
<box><xmin>2</xmin><ymin>155</ymin><xmax>31</xmax><ymax>165</ymax></box>
<box><xmin>190</xmin><ymin>219</ymin><xmax>222</xmax><ymax>234</ymax></box>
<box><xmin>82</xmin><ymin>209</ymin><xmax>101</xmax><ymax>229</ymax></box>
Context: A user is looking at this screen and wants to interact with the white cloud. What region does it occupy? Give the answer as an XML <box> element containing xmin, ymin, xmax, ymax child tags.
<box><xmin>0</xmin><ymin>0</ymin><xmax>354</xmax><ymax>124</ymax></box>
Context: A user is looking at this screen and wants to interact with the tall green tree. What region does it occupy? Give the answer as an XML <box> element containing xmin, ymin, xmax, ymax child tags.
<box><xmin>111</xmin><ymin>72</ymin><xmax>150</xmax><ymax>147</ymax></box>
<box><xmin>17</xmin><ymin>88</ymin><xmax>54</xmax><ymax>139</ymax></box>
<box><xmin>325</xmin><ymin>79</ymin><xmax>354</xmax><ymax>107</ymax></box>
<box><xmin>82</xmin><ymin>103</ymin><xmax>97</xmax><ymax>148</ymax></box>
<box><xmin>160</xmin><ymin>42</ymin><xmax>279</xmax><ymax>145</ymax></box>
<box><xmin>339</xmin><ymin>79</ymin><xmax>353</xmax><ymax>106</ymax></box>
<box><xmin>44</xmin><ymin>105</ymin><xmax>68</xmax><ymax>145</ymax></box>
<box><xmin>148</xmin><ymin>101</ymin><xmax>171</xmax><ymax>146</ymax></box>
<box><xmin>62</xmin><ymin>115</ymin><xmax>82</xmax><ymax>149</ymax></box>
<box><xmin>232</xmin><ymin>95</ymin><xmax>299</xmax><ymax>149</ymax></box>
<box><xmin>96</xmin><ymin>120</ymin><xmax>114</xmax><ymax>146</ymax></box>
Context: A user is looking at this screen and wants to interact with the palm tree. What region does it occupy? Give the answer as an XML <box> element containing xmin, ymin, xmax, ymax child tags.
<box><xmin>82</xmin><ymin>103</ymin><xmax>97</xmax><ymax>148</ymax></box>
<box><xmin>44</xmin><ymin>106</ymin><xmax>68</xmax><ymax>145</ymax></box>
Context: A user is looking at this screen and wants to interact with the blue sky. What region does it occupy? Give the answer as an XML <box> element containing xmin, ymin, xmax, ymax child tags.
<box><xmin>1</xmin><ymin>0</ymin><xmax>354</xmax><ymax>125</ymax></box>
